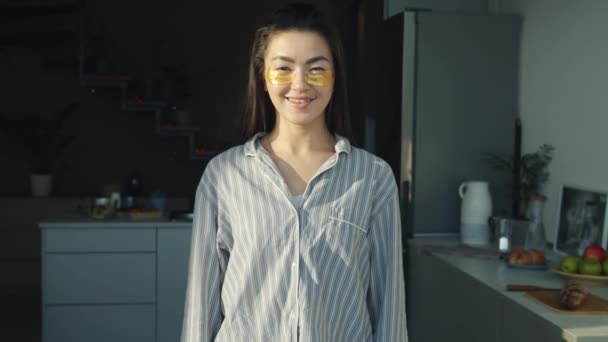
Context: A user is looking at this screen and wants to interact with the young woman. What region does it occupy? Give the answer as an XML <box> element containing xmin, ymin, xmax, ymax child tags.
<box><xmin>181</xmin><ymin>3</ymin><xmax>407</xmax><ymax>341</ymax></box>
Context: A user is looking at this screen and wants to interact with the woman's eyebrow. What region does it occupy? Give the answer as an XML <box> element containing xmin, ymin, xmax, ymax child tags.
<box><xmin>271</xmin><ymin>56</ymin><xmax>295</xmax><ymax>63</ymax></box>
<box><xmin>270</xmin><ymin>56</ymin><xmax>330</xmax><ymax>64</ymax></box>
<box><xmin>305</xmin><ymin>56</ymin><xmax>330</xmax><ymax>64</ymax></box>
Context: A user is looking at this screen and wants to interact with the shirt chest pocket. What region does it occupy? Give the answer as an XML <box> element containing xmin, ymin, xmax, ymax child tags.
<box><xmin>320</xmin><ymin>204</ymin><xmax>370</xmax><ymax>265</ymax></box>
<box><xmin>328</xmin><ymin>215</ymin><xmax>367</xmax><ymax>234</ymax></box>
<box><xmin>329</xmin><ymin>201</ymin><xmax>369</xmax><ymax>233</ymax></box>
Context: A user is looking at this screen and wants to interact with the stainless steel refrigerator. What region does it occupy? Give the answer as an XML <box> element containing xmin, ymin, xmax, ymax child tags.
<box><xmin>374</xmin><ymin>10</ymin><xmax>521</xmax><ymax>238</ymax></box>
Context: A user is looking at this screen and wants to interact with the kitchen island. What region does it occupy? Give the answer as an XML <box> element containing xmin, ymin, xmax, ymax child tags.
<box><xmin>40</xmin><ymin>212</ymin><xmax>193</xmax><ymax>342</ymax></box>
<box><xmin>407</xmin><ymin>237</ymin><xmax>608</xmax><ymax>342</ymax></box>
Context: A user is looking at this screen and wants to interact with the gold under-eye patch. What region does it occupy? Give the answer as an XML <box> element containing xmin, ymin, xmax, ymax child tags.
<box><xmin>266</xmin><ymin>68</ymin><xmax>333</xmax><ymax>87</ymax></box>
<box><xmin>305</xmin><ymin>71</ymin><xmax>334</xmax><ymax>87</ymax></box>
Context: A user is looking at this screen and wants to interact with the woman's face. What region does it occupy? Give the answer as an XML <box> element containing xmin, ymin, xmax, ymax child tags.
<box><xmin>263</xmin><ymin>30</ymin><xmax>334</xmax><ymax>130</ymax></box>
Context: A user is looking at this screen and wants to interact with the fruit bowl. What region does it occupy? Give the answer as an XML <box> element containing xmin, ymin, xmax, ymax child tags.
<box><xmin>550</xmin><ymin>264</ymin><xmax>608</xmax><ymax>284</ymax></box>
<box><xmin>506</xmin><ymin>259</ymin><xmax>550</xmax><ymax>270</ymax></box>
<box><xmin>507</xmin><ymin>262</ymin><xmax>550</xmax><ymax>271</ymax></box>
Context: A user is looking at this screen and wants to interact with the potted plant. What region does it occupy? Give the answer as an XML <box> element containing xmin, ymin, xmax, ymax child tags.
<box><xmin>519</xmin><ymin>144</ymin><xmax>555</xmax><ymax>208</ymax></box>
<box><xmin>0</xmin><ymin>102</ymin><xmax>79</xmax><ymax>196</ymax></box>
<box><xmin>484</xmin><ymin>144</ymin><xmax>555</xmax><ymax>218</ymax></box>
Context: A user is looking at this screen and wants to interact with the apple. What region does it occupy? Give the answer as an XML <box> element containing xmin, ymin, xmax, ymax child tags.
<box><xmin>579</xmin><ymin>259</ymin><xmax>603</xmax><ymax>276</ymax></box>
<box><xmin>559</xmin><ymin>255</ymin><xmax>581</xmax><ymax>273</ymax></box>
<box><xmin>583</xmin><ymin>243</ymin><xmax>606</xmax><ymax>262</ymax></box>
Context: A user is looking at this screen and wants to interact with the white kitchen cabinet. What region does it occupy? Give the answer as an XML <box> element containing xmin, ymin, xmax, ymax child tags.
<box><xmin>45</xmin><ymin>253</ymin><xmax>156</xmax><ymax>304</ymax></box>
<box><xmin>45</xmin><ymin>227</ymin><xmax>156</xmax><ymax>252</ymax></box>
<box><xmin>41</xmin><ymin>218</ymin><xmax>193</xmax><ymax>342</ymax></box>
<box><xmin>157</xmin><ymin>227</ymin><xmax>192</xmax><ymax>342</ymax></box>
<box><xmin>45</xmin><ymin>305</ymin><xmax>155</xmax><ymax>342</ymax></box>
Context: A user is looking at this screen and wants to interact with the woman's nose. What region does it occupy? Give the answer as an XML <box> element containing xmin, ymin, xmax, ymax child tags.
<box><xmin>290</xmin><ymin>69</ymin><xmax>309</xmax><ymax>90</ymax></box>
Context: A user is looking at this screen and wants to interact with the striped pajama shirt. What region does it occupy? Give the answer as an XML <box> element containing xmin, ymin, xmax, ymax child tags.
<box><xmin>181</xmin><ymin>132</ymin><xmax>408</xmax><ymax>342</ymax></box>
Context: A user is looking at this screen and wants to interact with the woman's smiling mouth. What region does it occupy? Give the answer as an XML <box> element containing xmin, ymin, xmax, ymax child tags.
<box><xmin>286</xmin><ymin>96</ymin><xmax>315</xmax><ymax>109</ymax></box>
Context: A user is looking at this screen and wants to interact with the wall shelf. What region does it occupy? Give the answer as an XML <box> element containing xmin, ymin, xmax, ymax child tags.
<box><xmin>0</xmin><ymin>24</ymin><xmax>78</xmax><ymax>45</ymax></box>
<box><xmin>84</xmin><ymin>74</ymin><xmax>130</xmax><ymax>89</ymax></box>
<box><xmin>85</xmin><ymin>74</ymin><xmax>132</xmax><ymax>82</ymax></box>
<box><xmin>0</xmin><ymin>0</ymin><xmax>80</xmax><ymax>17</ymax></box>
<box><xmin>159</xmin><ymin>125</ymin><xmax>200</xmax><ymax>132</ymax></box>
<box><xmin>0</xmin><ymin>0</ymin><xmax>79</xmax><ymax>8</ymax></box>
<box><xmin>126</xmin><ymin>100</ymin><xmax>167</xmax><ymax>108</ymax></box>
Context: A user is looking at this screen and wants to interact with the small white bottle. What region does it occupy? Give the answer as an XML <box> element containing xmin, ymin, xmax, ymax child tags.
<box><xmin>497</xmin><ymin>218</ymin><xmax>511</xmax><ymax>252</ymax></box>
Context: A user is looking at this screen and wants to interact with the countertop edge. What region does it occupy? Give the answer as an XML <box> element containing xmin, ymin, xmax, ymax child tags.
<box><xmin>40</xmin><ymin>221</ymin><xmax>192</xmax><ymax>229</ymax></box>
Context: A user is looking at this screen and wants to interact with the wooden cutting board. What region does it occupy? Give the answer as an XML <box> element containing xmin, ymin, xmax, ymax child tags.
<box><xmin>527</xmin><ymin>290</ymin><xmax>608</xmax><ymax>314</ymax></box>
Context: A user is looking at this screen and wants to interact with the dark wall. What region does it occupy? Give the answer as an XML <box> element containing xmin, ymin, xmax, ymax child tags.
<box><xmin>0</xmin><ymin>0</ymin><xmax>359</xmax><ymax>196</ymax></box>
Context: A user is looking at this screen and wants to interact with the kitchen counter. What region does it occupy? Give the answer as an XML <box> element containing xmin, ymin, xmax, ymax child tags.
<box><xmin>39</xmin><ymin>211</ymin><xmax>192</xmax><ymax>229</ymax></box>
<box><xmin>407</xmin><ymin>237</ymin><xmax>608</xmax><ymax>342</ymax></box>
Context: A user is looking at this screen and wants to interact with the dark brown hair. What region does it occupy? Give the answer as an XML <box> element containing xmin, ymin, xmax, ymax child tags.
<box><xmin>243</xmin><ymin>3</ymin><xmax>352</xmax><ymax>140</ymax></box>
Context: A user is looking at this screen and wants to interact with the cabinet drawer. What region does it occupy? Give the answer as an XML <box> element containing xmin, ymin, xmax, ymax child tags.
<box><xmin>44</xmin><ymin>304</ymin><xmax>155</xmax><ymax>342</ymax></box>
<box><xmin>45</xmin><ymin>228</ymin><xmax>156</xmax><ymax>252</ymax></box>
<box><xmin>45</xmin><ymin>253</ymin><xmax>155</xmax><ymax>304</ymax></box>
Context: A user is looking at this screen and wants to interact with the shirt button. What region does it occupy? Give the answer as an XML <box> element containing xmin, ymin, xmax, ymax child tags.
<box><xmin>292</xmin><ymin>262</ymin><xmax>297</xmax><ymax>268</ymax></box>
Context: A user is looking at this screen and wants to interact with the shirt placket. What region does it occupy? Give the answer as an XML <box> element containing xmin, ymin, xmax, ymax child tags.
<box><xmin>255</xmin><ymin>152</ymin><xmax>300</xmax><ymax>341</ymax></box>
<box><xmin>292</xmin><ymin>207</ymin><xmax>300</xmax><ymax>342</ymax></box>
<box><xmin>256</xmin><ymin>149</ymin><xmax>342</xmax><ymax>342</ymax></box>
<box><xmin>295</xmin><ymin>154</ymin><xmax>341</xmax><ymax>341</ymax></box>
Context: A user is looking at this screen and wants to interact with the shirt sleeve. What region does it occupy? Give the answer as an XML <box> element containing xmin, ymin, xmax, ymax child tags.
<box><xmin>181</xmin><ymin>162</ymin><xmax>229</xmax><ymax>342</ymax></box>
<box><xmin>367</xmin><ymin>163</ymin><xmax>408</xmax><ymax>341</ymax></box>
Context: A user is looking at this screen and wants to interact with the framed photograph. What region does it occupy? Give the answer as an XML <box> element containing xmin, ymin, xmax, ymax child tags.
<box><xmin>554</xmin><ymin>184</ymin><xmax>608</xmax><ymax>256</ymax></box>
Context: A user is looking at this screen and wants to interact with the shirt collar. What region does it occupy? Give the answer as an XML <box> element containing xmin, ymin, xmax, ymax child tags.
<box><xmin>244</xmin><ymin>132</ymin><xmax>351</xmax><ymax>157</ymax></box>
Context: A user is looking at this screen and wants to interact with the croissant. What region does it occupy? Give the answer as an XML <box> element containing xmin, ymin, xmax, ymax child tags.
<box><xmin>508</xmin><ymin>248</ymin><xmax>546</xmax><ymax>265</ymax></box>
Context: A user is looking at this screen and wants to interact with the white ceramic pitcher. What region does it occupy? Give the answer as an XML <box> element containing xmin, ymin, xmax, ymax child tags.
<box><xmin>459</xmin><ymin>181</ymin><xmax>493</xmax><ymax>245</ymax></box>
